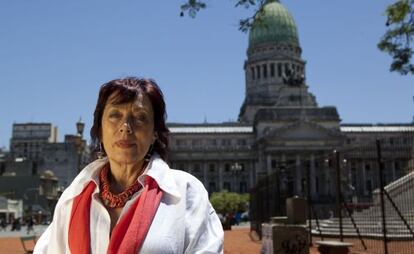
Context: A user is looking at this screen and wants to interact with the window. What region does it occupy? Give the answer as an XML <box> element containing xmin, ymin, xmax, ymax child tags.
<box><xmin>209</xmin><ymin>163</ymin><xmax>216</xmax><ymax>172</ymax></box>
<box><xmin>366</xmin><ymin>180</ymin><xmax>372</xmax><ymax>193</ymax></box>
<box><xmin>263</xmin><ymin>64</ymin><xmax>267</xmax><ymax>78</ymax></box>
<box><xmin>193</xmin><ymin>163</ymin><xmax>200</xmax><ymax>173</ymax></box>
<box><xmin>237</xmin><ymin>139</ymin><xmax>246</xmax><ymax>146</ymax></box>
<box><xmin>209</xmin><ymin>139</ymin><xmax>217</xmax><ymax>146</ymax></box>
<box><xmin>209</xmin><ymin>182</ymin><xmax>216</xmax><ymax>193</ymax></box>
<box><xmin>240</xmin><ymin>163</ymin><xmax>245</xmax><ymax>171</ymax></box>
<box><xmin>270</xmin><ymin>63</ymin><xmax>275</xmax><ymax>77</ymax></box>
<box><xmin>394</xmin><ymin>161</ymin><xmax>400</xmax><ymax>170</ymax></box>
<box><xmin>192</xmin><ymin>139</ymin><xmax>202</xmax><ymax>147</ymax></box>
<box><xmin>223</xmin><ymin>182</ymin><xmax>231</xmax><ymax>191</ymax></box>
<box><xmin>251</xmin><ymin>67</ymin><xmax>255</xmax><ymax>80</ymax></box>
<box><xmin>176</xmin><ymin>139</ymin><xmax>186</xmax><ymax>147</ymax></box>
<box><xmin>271</xmin><ymin>160</ymin><xmax>277</xmax><ymax>169</ymax></box>
<box><xmin>240</xmin><ymin>182</ymin><xmax>247</xmax><ymax>193</ymax></box>
<box><xmin>221</xmin><ymin>139</ymin><xmax>231</xmax><ymax>146</ymax></box>
<box><xmin>256</xmin><ymin>66</ymin><xmax>261</xmax><ymax>79</ymax></box>
<box><xmin>225</xmin><ymin>163</ymin><xmax>231</xmax><ymax>172</ymax></box>
<box><xmin>315</xmin><ymin>177</ymin><xmax>319</xmax><ymax>193</ymax></box>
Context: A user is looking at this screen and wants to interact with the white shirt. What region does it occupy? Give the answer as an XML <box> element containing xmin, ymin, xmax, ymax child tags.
<box><xmin>34</xmin><ymin>155</ymin><xmax>224</xmax><ymax>254</ymax></box>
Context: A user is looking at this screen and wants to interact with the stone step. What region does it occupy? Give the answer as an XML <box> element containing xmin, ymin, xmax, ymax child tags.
<box><xmin>311</xmin><ymin>230</ymin><xmax>414</xmax><ymax>240</ymax></box>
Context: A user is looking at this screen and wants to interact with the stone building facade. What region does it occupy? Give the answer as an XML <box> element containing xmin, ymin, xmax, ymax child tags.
<box><xmin>4</xmin><ymin>121</ymin><xmax>88</xmax><ymax>188</ymax></box>
<box><xmin>167</xmin><ymin>0</ymin><xmax>414</xmax><ymax>204</ymax></box>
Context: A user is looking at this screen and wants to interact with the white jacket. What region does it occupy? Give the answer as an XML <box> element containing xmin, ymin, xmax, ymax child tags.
<box><xmin>34</xmin><ymin>155</ymin><xmax>224</xmax><ymax>254</ymax></box>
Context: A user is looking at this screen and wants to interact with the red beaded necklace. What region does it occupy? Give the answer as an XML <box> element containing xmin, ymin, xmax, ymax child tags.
<box><xmin>99</xmin><ymin>164</ymin><xmax>143</xmax><ymax>208</ymax></box>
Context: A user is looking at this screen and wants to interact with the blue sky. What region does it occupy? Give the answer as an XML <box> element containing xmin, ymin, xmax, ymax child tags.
<box><xmin>0</xmin><ymin>0</ymin><xmax>413</xmax><ymax>149</ymax></box>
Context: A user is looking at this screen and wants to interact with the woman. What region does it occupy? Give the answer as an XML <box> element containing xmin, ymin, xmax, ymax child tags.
<box><xmin>34</xmin><ymin>77</ymin><xmax>224</xmax><ymax>254</ymax></box>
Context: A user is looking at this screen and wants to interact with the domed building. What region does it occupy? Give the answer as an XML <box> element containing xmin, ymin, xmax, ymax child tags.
<box><xmin>168</xmin><ymin>0</ymin><xmax>413</xmax><ymax>215</ymax></box>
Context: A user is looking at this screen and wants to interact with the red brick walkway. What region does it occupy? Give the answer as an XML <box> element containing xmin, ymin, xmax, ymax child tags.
<box><xmin>3</xmin><ymin>232</ymin><xmax>378</xmax><ymax>254</ymax></box>
<box><xmin>224</xmin><ymin>227</ymin><xmax>321</xmax><ymax>254</ymax></box>
<box><xmin>0</xmin><ymin>229</ymin><xmax>333</xmax><ymax>254</ymax></box>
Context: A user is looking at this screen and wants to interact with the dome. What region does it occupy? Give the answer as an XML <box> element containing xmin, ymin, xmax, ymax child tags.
<box><xmin>248</xmin><ymin>0</ymin><xmax>299</xmax><ymax>48</ymax></box>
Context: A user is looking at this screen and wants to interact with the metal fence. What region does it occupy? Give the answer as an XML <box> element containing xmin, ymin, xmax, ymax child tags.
<box><xmin>250</xmin><ymin>130</ymin><xmax>414</xmax><ymax>254</ymax></box>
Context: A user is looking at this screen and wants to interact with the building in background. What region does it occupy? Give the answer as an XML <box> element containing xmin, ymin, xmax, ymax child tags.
<box><xmin>0</xmin><ymin>120</ymin><xmax>88</xmax><ymax>219</ymax></box>
<box><xmin>5</xmin><ymin>120</ymin><xmax>88</xmax><ymax>187</ymax></box>
<box><xmin>167</xmin><ymin>0</ymin><xmax>414</xmax><ymax>205</ymax></box>
<box><xmin>10</xmin><ymin>123</ymin><xmax>58</xmax><ymax>160</ymax></box>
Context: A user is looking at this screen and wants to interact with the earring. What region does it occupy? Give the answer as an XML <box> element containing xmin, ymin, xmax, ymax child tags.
<box><xmin>97</xmin><ymin>142</ymin><xmax>105</xmax><ymax>159</ymax></box>
<box><xmin>144</xmin><ymin>144</ymin><xmax>154</xmax><ymax>162</ymax></box>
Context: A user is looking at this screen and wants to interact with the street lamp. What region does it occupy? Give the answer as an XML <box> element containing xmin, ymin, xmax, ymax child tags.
<box><xmin>76</xmin><ymin>119</ymin><xmax>85</xmax><ymax>173</ymax></box>
<box><xmin>76</xmin><ymin>118</ymin><xmax>85</xmax><ymax>137</ymax></box>
<box><xmin>231</xmin><ymin>162</ymin><xmax>242</xmax><ymax>192</ymax></box>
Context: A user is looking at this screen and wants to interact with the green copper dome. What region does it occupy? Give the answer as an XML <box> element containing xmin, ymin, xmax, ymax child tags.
<box><xmin>249</xmin><ymin>0</ymin><xmax>299</xmax><ymax>48</ymax></box>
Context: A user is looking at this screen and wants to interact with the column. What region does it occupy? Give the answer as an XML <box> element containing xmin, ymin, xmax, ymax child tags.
<box><xmin>249</xmin><ymin>161</ymin><xmax>255</xmax><ymax>189</ymax></box>
<box><xmin>267</xmin><ymin>154</ymin><xmax>272</xmax><ymax>175</ymax></box>
<box><xmin>310</xmin><ymin>154</ymin><xmax>317</xmax><ymax>198</ymax></box>
<box><xmin>324</xmin><ymin>153</ymin><xmax>330</xmax><ymax>196</ymax></box>
<box><xmin>361</xmin><ymin>161</ymin><xmax>367</xmax><ymax>195</ymax></box>
<box><xmin>281</xmin><ymin>153</ymin><xmax>286</xmax><ymax>191</ymax></box>
<box><xmin>295</xmin><ymin>154</ymin><xmax>302</xmax><ymax>196</ymax></box>
<box><xmin>203</xmin><ymin>162</ymin><xmax>208</xmax><ymax>187</ymax></box>
<box><xmin>218</xmin><ymin>161</ymin><xmax>223</xmax><ymax>191</ymax></box>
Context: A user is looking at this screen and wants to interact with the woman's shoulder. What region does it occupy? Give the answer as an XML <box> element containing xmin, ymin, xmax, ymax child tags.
<box><xmin>166</xmin><ymin>168</ymin><xmax>208</xmax><ymax>197</ymax></box>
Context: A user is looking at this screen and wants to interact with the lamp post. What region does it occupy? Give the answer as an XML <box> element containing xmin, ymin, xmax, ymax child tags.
<box><xmin>231</xmin><ymin>162</ymin><xmax>242</xmax><ymax>193</ymax></box>
<box><xmin>276</xmin><ymin>163</ymin><xmax>287</xmax><ymax>215</ymax></box>
<box><xmin>76</xmin><ymin>119</ymin><xmax>85</xmax><ymax>174</ymax></box>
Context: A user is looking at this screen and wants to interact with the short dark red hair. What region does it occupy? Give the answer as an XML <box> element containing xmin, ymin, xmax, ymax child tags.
<box><xmin>90</xmin><ymin>77</ymin><xmax>169</xmax><ymax>161</ymax></box>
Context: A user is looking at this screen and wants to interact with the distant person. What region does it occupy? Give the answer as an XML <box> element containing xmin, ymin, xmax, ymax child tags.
<box><xmin>26</xmin><ymin>216</ymin><xmax>34</xmax><ymax>234</ymax></box>
<box><xmin>11</xmin><ymin>217</ymin><xmax>21</xmax><ymax>231</ymax></box>
<box><xmin>34</xmin><ymin>77</ymin><xmax>223</xmax><ymax>253</ymax></box>
<box><xmin>0</xmin><ymin>218</ymin><xmax>6</xmax><ymax>231</ymax></box>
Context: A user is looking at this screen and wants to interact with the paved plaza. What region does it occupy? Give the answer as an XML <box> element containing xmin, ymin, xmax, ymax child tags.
<box><xmin>0</xmin><ymin>225</ymin><xmax>48</xmax><ymax>238</ymax></box>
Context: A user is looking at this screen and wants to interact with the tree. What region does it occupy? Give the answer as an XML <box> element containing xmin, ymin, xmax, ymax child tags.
<box><xmin>180</xmin><ymin>0</ymin><xmax>266</xmax><ymax>32</ymax></box>
<box><xmin>378</xmin><ymin>0</ymin><xmax>414</xmax><ymax>75</ymax></box>
<box><xmin>209</xmin><ymin>190</ymin><xmax>249</xmax><ymax>215</ymax></box>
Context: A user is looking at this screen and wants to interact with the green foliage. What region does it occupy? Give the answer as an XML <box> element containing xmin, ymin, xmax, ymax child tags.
<box><xmin>209</xmin><ymin>190</ymin><xmax>249</xmax><ymax>215</ymax></box>
<box><xmin>378</xmin><ymin>0</ymin><xmax>414</xmax><ymax>75</ymax></box>
<box><xmin>179</xmin><ymin>0</ymin><xmax>266</xmax><ymax>32</ymax></box>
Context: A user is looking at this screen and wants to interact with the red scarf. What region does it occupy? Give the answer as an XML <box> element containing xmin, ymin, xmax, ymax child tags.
<box><xmin>68</xmin><ymin>175</ymin><xmax>163</xmax><ymax>254</ymax></box>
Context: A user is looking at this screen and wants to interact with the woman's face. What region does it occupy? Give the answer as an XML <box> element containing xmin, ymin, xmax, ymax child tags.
<box><xmin>101</xmin><ymin>92</ymin><xmax>156</xmax><ymax>167</ymax></box>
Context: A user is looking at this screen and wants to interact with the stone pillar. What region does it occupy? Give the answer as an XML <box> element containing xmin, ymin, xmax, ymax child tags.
<box><xmin>203</xmin><ymin>162</ymin><xmax>208</xmax><ymax>187</ymax></box>
<box><xmin>218</xmin><ymin>161</ymin><xmax>223</xmax><ymax>191</ymax></box>
<box><xmin>286</xmin><ymin>197</ymin><xmax>307</xmax><ymax>224</ymax></box>
<box><xmin>281</xmin><ymin>153</ymin><xmax>286</xmax><ymax>191</ymax></box>
<box><xmin>324</xmin><ymin>153</ymin><xmax>330</xmax><ymax>196</ymax></box>
<box><xmin>267</xmin><ymin>154</ymin><xmax>272</xmax><ymax>175</ymax></box>
<box><xmin>361</xmin><ymin>161</ymin><xmax>367</xmax><ymax>195</ymax></box>
<box><xmin>295</xmin><ymin>155</ymin><xmax>302</xmax><ymax>195</ymax></box>
<box><xmin>249</xmin><ymin>161</ymin><xmax>255</xmax><ymax>189</ymax></box>
<box><xmin>310</xmin><ymin>154</ymin><xmax>317</xmax><ymax>198</ymax></box>
<box><xmin>261</xmin><ymin>224</ymin><xmax>309</xmax><ymax>254</ymax></box>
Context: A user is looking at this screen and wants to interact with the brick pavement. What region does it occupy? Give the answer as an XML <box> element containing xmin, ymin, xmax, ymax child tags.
<box><xmin>6</xmin><ymin>226</ymin><xmax>398</xmax><ymax>254</ymax></box>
